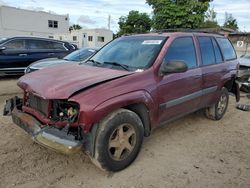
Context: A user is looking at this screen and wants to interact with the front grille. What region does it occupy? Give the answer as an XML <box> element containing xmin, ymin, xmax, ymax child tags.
<box><xmin>28</xmin><ymin>93</ymin><xmax>49</xmax><ymax>116</ymax></box>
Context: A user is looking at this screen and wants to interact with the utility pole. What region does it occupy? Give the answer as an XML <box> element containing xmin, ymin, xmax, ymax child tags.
<box><xmin>108</xmin><ymin>15</ymin><xmax>111</xmax><ymax>30</ymax></box>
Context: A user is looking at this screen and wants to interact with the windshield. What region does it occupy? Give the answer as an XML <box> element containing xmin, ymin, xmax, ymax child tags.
<box><xmin>64</xmin><ymin>48</ymin><xmax>97</xmax><ymax>61</ymax></box>
<box><xmin>90</xmin><ymin>36</ymin><xmax>167</xmax><ymax>70</ymax></box>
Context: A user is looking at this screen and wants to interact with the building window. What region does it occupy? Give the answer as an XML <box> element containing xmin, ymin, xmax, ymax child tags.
<box><xmin>88</xmin><ymin>36</ymin><xmax>93</xmax><ymax>41</ymax></box>
<box><xmin>73</xmin><ymin>36</ymin><xmax>77</xmax><ymax>41</ymax></box>
<box><xmin>59</xmin><ymin>36</ymin><xmax>62</xmax><ymax>40</ymax></box>
<box><xmin>48</xmin><ymin>20</ymin><xmax>58</xmax><ymax>28</ymax></box>
<box><xmin>97</xmin><ymin>36</ymin><xmax>105</xmax><ymax>42</ymax></box>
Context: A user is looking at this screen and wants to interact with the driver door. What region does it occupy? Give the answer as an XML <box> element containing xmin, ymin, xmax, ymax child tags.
<box><xmin>0</xmin><ymin>39</ymin><xmax>28</xmax><ymax>70</ymax></box>
<box><xmin>157</xmin><ymin>36</ymin><xmax>203</xmax><ymax>124</ymax></box>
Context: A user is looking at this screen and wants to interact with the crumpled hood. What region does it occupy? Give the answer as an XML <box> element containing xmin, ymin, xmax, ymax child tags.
<box><xmin>18</xmin><ymin>63</ymin><xmax>133</xmax><ymax>99</ymax></box>
<box><xmin>29</xmin><ymin>58</ymin><xmax>72</xmax><ymax>69</ymax></box>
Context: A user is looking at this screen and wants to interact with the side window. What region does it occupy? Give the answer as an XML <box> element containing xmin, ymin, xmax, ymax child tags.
<box><xmin>5</xmin><ymin>39</ymin><xmax>25</xmax><ymax>50</ymax></box>
<box><xmin>212</xmin><ymin>38</ymin><xmax>223</xmax><ymax>63</ymax></box>
<box><xmin>198</xmin><ymin>37</ymin><xmax>215</xmax><ymax>66</ymax></box>
<box><xmin>216</xmin><ymin>38</ymin><xmax>237</xmax><ymax>60</ymax></box>
<box><xmin>51</xmin><ymin>42</ymin><xmax>66</xmax><ymax>50</ymax></box>
<box><xmin>164</xmin><ymin>37</ymin><xmax>197</xmax><ymax>69</ymax></box>
<box><xmin>27</xmin><ymin>39</ymin><xmax>51</xmax><ymax>49</ymax></box>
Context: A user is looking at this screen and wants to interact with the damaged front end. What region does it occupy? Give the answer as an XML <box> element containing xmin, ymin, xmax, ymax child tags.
<box><xmin>3</xmin><ymin>95</ymin><xmax>83</xmax><ymax>154</ymax></box>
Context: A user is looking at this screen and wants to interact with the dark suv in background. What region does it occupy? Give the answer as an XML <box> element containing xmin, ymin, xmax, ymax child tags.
<box><xmin>0</xmin><ymin>37</ymin><xmax>76</xmax><ymax>76</ymax></box>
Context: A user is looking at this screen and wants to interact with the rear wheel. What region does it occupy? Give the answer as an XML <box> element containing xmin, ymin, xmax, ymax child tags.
<box><xmin>92</xmin><ymin>109</ymin><xmax>144</xmax><ymax>171</ymax></box>
<box><xmin>205</xmin><ymin>87</ymin><xmax>229</xmax><ymax>120</ymax></box>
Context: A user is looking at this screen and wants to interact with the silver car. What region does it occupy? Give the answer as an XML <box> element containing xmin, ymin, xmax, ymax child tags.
<box><xmin>25</xmin><ymin>48</ymin><xmax>98</xmax><ymax>74</ymax></box>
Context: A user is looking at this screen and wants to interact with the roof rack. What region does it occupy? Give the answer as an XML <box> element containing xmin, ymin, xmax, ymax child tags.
<box><xmin>152</xmin><ymin>28</ymin><xmax>224</xmax><ymax>36</ymax></box>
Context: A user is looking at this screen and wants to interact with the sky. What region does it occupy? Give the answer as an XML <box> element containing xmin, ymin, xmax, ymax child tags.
<box><xmin>0</xmin><ymin>0</ymin><xmax>250</xmax><ymax>32</ymax></box>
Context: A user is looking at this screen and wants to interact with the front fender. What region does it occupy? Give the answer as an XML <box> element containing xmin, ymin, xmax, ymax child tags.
<box><xmin>81</xmin><ymin>90</ymin><xmax>156</xmax><ymax>132</ymax></box>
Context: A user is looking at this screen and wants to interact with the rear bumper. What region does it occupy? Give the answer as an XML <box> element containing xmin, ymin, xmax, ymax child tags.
<box><xmin>11</xmin><ymin>108</ymin><xmax>83</xmax><ymax>154</ymax></box>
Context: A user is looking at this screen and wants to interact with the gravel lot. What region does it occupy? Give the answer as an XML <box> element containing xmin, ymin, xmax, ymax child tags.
<box><xmin>0</xmin><ymin>77</ymin><xmax>250</xmax><ymax>188</ymax></box>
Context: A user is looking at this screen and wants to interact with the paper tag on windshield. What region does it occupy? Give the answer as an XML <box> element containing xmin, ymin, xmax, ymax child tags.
<box><xmin>142</xmin><ymin>40</ymin><xmax>162</xmax><ymax>45</ymax></box>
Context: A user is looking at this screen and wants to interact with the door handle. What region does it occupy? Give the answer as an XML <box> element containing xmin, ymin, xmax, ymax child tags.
<box><xmin>19</xmin><ymin>54</ymin><xmax>27</xmax><ymax>57</ymax></box>
<box><xmin>48</xmin><ymin>53</ymin><xmax>55</xmax><ymax>55</ymax></box>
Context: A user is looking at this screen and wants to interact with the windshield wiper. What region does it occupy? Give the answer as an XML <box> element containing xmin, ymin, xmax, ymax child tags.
<box><xmin>81</xmin><ymin>59</ymin><xmax>102</xmax><ymax>65</ymax></box>
<box><xmin>103</xmin><ymin>61</ymin><xmax>130</xmax><ymax>71</ymax></box>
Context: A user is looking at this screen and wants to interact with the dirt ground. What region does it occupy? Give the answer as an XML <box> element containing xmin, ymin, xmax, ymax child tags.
<box><xmin>0</xmin><ymin>77</ymin><xmax>250</xmax><ymax>188</ymax></box>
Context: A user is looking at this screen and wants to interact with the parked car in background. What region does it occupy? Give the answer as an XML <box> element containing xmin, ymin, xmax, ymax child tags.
<box><xmin>4</xmin><ymin>32</ymin><xmax>239</xmax><ymax>171</ymax></box>
<box><xmin>25</xmin><ymin>48</ymin><xmax>98</xmax><ymax>74</ymax></box>
<box><xmin>0</xmin><ymin>37</ymin><xmax>76</xmax><ymax>76</ymax></box>
<box><xmin>237</xmin><ymin>54</ymin><xmax>250</xmax><ymax>92</ymax></box>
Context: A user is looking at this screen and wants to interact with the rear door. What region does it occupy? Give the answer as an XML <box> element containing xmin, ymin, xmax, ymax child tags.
<box><xmin>26</xmin><ymin>39</ymin><xmax>55</xmax><ymax>66</ymax></box>
<box><xmin>0</xmin><ymin>38</ymin><xmax>28</xmax><ymax>72</ymax></box>
<box><xmin>197</xmin><ymin>36</ymin><xmax>226</xmax><ymax>107</ymax></box>
<box><xmin>157</xmin><ymin>36</ymin><xmax>203</xmax><ymax>123</ymax></box>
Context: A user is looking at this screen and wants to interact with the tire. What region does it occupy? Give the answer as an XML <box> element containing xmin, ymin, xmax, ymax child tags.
<box><xmin>205</xmin><ymin>87</ymin><xmax>229</xmax><ymax>120</ymax></box>
<box><xmin>92</xmin><ymin>109</ymin><xmax>144</xmax><ymax>171</ymax></box>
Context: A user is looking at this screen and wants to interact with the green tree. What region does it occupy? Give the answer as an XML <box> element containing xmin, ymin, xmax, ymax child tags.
<box><xmin>202</xmin><ymin>8</ymin><xmax>219</xmax><ymax>28</ymax></box>
<box><xmin>146</xmin><ymin>0</ymin><xmax>212</xmax><ymax>30</ymax></box>
<box><xmin>69</xmin><ymin>24</ymin><xmax>82</xmax><ymax>31</ymax></box>
<box><xmin>223</xmin><ymin>12</ymin><xmax>238</xmax><ymax>30</ymax></box>
<box><xmin>117</xmin><ymin>10</ymin><xmax>151</xmax><ymax>36</ymax></box>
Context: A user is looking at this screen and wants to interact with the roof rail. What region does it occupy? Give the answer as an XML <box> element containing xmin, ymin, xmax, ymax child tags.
<box><xmin>152</xmin><ymin>28</ymin><xmax>224</xmax><ymax>36</ymax></box>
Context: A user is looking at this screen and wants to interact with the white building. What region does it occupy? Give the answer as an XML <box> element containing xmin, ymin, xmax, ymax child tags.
<box><xmin>54</xmin><ymin>29</ymin><xmax>113</xmax><ymax>48</ymax></box>
<box><xmin>0</xmin><ymin>6</ymin><xmax>69</xmax><ymax>38</ymax></box>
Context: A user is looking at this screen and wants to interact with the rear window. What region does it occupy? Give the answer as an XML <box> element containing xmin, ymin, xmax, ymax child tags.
<box><xmin>27</xmin><ymin>39</ymin><xmax>49</xmax><ymax>49</ymax></box>
<box><xmin>212</xmin><ymin>38</ymin><xmax>223</xmax><ymax>63</ymax></box>
<box><xmin>198</xmin><ymin>37</ymin><xmax>215</xmax><ymax>66</ymax></box>
<box><xmin>51</xmin><ymin>42</ymin><xmax>66</xmax><ymax>50</ymax></box>
<box><xmin>216</xmin><ymin>38</ymin><xmax>237</xmax><ymax>60</ymax></box>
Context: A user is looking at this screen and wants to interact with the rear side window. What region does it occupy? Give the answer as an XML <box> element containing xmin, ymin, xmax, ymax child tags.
<box><xmin>212</xmin><ymin>38</ymin><xmax>223</xmax><ymax>63</ymax></box>
<box><xmin>165</xmin><ymin>37</ymin><xmax>197</xmax><ymax>69</ymax></box>
<box><xmin>51</xmin><ymin>42</ymin><xmax>66</xmax><ymax>50</ymax></box>
<box><xmin>27</xmin><ymin>39</ymin><xmax>50</xmax><ymax>49</ymax></box>
<box><xmin>198</xmin><ymin>37</ymin><xmax>215</xmax><ymax>66</ymax></box>
<box><xmin>216</xmin><ymin>38</ymin><xmax>237</xmax><ymax>60</ymax></box>
<box><xmin>5</xmin><ymin>39</ymin><xmax>25</xmax><ymax>49</ymax></box>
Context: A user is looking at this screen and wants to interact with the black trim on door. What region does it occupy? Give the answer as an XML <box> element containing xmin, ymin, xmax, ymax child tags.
<box><xmin>159</xmin><ymin>86</ymin><xmax>218</xmax><ymax>109</ymax></box>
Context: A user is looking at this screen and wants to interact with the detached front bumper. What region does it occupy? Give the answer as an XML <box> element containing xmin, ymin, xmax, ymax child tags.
<box><xmin>11</xmin><ymin>107</ymin><xmax>83</xmax><ymax>154</ymax></box>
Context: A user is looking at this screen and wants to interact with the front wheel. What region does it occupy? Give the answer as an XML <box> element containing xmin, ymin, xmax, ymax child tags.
<box><xmin>205</xmin><ymin>87</ymin><xmax>229</xmax><ymax>120</ymax></box>
<box><xmin>92</xmin><ymin>109</ymin><xmax>144</xmax><ymax>171</ymax></box>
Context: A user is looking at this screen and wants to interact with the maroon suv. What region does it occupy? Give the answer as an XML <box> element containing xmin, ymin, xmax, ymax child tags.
<box><xmin>4</xmin><ymin>32</ymin><xmax>239</xmax><ymax>171</ymax></box>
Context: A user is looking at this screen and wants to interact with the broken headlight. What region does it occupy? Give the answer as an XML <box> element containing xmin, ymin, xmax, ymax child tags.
<box><xmin>51</xmin><ymin>100</ymin><xmax>80</xmax><ymax>122</ymax></box>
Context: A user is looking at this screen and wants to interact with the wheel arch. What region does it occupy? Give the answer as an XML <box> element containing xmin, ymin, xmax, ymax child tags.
<box><xmin>84</xmin><ymin>90</ymin><xmax>155</xmax><ymax>135</ymax></box>
<box><xmin>222</xmin><ymin>77</ymin><xmax>240</xmax><ymax>102</ymax></box>
<box><xmin>83</xmin><ymin>91</ymin><xmax>154</xmax><ymax>158</ymax></box>
<box><xmin>123</xmin><ymin>103</ymin><xmax>151</xmax><ymax>137</ymax></box>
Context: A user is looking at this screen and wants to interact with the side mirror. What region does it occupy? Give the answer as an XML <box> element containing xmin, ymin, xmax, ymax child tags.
<box><xmin>159</xmin><ymin>60</ymin><xmax>188</xmax><ymax>76</ymax></box>
<box><xmin>0</xmin><ymin>46</ymin><xmax>6</xmax><ymax>51</ymax></box>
